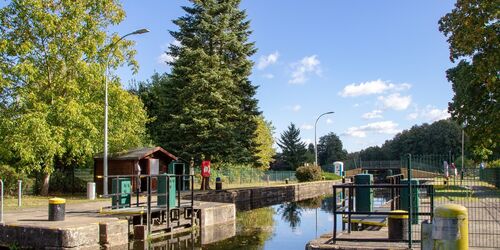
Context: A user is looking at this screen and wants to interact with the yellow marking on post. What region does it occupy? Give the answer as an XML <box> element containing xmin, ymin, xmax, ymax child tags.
<box><xmin>388</xmin><ymin>210</ymin><xmax>408</xmax><ymax>219</ymax></box>
<box><xmin>48</xmin><ymin>197</ymin><xmax>66</xmax><ymax>205</ymax></box>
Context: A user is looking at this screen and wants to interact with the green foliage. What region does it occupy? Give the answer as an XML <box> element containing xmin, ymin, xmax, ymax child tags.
<box><xmin>253</xmin><ymin>116</ymin><xmax>276</xmax><ymax>168</ymax></box>
<box><xmin>439</xmin><ymin>0</ymin><xmax>499</xmax><ymax>159</ymax></box>
<box><xmin>210</xmin><ymin>163</ymin><xmax>264</xmax><ymax>184</ymax></box>
<box><xmin>304</xmin><ymin>143</ymin><xmax>315</xmax><ymax>164</ymax></box>
<box><xmin>295</xmin><ymin>165</ymin><xmax>322</xmax><ymax>182</ymax></box>
<box><xmin>322</xmin><ymin>171</ymin><xmax>342</xmax><ymax>181</ymax></box>
<box><xmin>0</xmin><ymin>0</ymin><xmax>148</xmax><ymax>191</ymax></box>
<box><xmin>277</xmin><ymin>123</ymin><xmax>307</xmax><ymax>170</ymax></box>
<box><xmin>0</xmin><ymin>165</ymin><xmax>33</xmax><ymax>196</ymax></box>
<box><xmin>487</xmin><ymin>160</ymin><xmax>500</xmax><ymax>169</ymax></box>
<box><xmin>352</xmin><ymin>119</ymin><xmax>464</xmax><ymax>160</ymax></box>
<box><xmin>48</xmin><ymin>170</ymin><xmax>87</xmax><ymax>194</ymax></box>
<box><xmin>145</xmin><ymin>0</ymin><xmax>260</xmax><ymax>163</ymax></box>
<box><xmin>317</xmin><ymin>132</ymin><xmax>347</xmax><ymax>166</ymax></box>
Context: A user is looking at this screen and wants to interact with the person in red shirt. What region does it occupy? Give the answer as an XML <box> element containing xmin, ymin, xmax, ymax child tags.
<box><xmin>201</xmin><ymin>158</ymin><xmax>211</xmax><ymax>190</ymax></box>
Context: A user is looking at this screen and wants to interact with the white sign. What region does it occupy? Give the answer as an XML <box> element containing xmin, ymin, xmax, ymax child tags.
<box><xmin>432</xmin><ymin>217</ymin><xmax>460</xmax><ymax>240</ymax></box>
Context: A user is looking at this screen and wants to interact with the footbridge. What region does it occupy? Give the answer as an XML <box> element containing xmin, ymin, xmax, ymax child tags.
<box><xmin>344</xmin><ymin>160</ymin><xmax>442</xmax><ymax>182</ymax></box>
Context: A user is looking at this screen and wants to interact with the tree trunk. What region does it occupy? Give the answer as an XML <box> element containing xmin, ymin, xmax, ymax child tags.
<box><xmin>40</xmin><ymin>173</ymin><xmax>51</xmax><ymax>196</ymax></box>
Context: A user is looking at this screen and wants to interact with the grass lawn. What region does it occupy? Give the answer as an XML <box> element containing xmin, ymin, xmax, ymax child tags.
<box><xmin>322</xmin><ymin>172</ymin><xmax>342</xmax><ymax>180</ymax></box>
<box><xmin>3</xmin><ymin>194</ymin><xmax>109</xmax><ymax>211</ymax></box>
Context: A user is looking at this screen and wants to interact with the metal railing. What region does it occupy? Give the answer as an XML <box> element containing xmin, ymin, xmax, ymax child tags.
<box><xmin>101</xmin><ymin>174</ymin><xmax>195</xmax><ymax>234</ymax></box>
<box><xmin>331</xmin><ymin>182</ymin><xmax>435</xmax><ymax>248</ymax></box>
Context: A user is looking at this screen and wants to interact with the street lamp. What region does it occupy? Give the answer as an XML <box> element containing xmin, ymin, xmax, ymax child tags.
<box><xmin>314</xmin><ymin>111</ymin><xmax>334</xmax><ymax>166</ymax></box>
<box><xmin>103</xmin><ymin>28</ymin><xmax>149</xmax><ymax>196</ymax></box>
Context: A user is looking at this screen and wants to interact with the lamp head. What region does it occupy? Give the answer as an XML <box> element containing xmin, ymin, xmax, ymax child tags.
<box><xmin>132</xmin><ymin>28</ymin><xmax>150</xmax><ymax>35</ymax></box>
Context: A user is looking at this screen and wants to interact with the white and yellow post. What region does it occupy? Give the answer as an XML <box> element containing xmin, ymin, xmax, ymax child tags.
<box><xmin>433</xmin><ymin>204</ymin><xmax>468</xmax><ymax>250</ymax></box>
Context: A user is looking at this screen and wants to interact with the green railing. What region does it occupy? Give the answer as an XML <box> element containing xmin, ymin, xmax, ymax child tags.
<box><xmin>193</xmin><ymin>167</ymin><xmax>296</xmax><ymax>187</ymax></box>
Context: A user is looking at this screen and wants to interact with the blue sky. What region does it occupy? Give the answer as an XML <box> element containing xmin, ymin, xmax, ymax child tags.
<box><xmin>111</xmin><ymin>0</ymin><xmax>456</xmax><ymax>152</ymax></box>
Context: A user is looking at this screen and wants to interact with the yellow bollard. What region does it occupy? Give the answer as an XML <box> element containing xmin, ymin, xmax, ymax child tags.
<box><xmin>433</xmin><ymin>204</ymin><xmax>468</xmax><ymax>250</ymax></box>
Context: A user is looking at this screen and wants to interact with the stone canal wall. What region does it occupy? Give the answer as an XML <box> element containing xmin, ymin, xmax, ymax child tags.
<box><xmin>187</xmin><ymin>180</ymin><xmax>341</xmax><ymax>210</ymax></box>
<box><xmin>0</xmin><ymin>219</ymin><xmax>128</xmax><ymax>249</ymax></box>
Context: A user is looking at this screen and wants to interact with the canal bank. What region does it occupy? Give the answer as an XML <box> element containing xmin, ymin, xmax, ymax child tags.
<box><xmin>0</xmin><ymin>180</ymin><xmax>341</xmax><ymax>248</ymax></box>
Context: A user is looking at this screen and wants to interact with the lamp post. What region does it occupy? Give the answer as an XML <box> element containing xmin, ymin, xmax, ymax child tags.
<box><xmin>103</xmin><ymin>28</ymin><xmax>149</xmax><ymax>196</ymax></box>
<box><xmin>314</xmin><ymin>111</ymin><xmax>334</xmax><ymax>166</ymax></box>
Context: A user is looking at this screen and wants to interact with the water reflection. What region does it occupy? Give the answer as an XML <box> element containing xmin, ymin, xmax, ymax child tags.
<box><xmin>277</xmin><ymin>202</ymin><xmax>302</xmax><ymax>229</ymax></box>
<box><xmin>137</xmin><ymin>195</ymin><xmax>340</xmax><ymax>250</ymax></box>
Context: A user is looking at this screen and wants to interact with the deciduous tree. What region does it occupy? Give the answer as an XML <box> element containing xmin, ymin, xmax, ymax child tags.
<box><xmin>0</xmin><ymin>0</ymin><xmax>147</xmax><ymax>194</ymax></box>
<box><xmin>439</xmin><ymin>0</ymin><xmax>499</xmax><ymax>159</ymax></box>
<box><xmin>317</xmin><ymin>132</ymin><xmax>347</xmax><ymax>166</ymax></box>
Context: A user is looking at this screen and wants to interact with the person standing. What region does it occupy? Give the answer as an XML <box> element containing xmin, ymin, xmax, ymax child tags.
<box><xmin>450</xmin><ymin>162</ymin><xmax>457</xmax><ymax>177</ymax></box>
<box><xmin>443</xmin><ymin>161</ymin><xmax>449</xmax><ymax>179</ymax></box>
<box><xmin>201</xmin><ymin>159</ymin><xmax>211</xmax><ymax>190</ymax></box>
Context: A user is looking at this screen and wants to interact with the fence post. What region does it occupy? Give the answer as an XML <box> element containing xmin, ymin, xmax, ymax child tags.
<box><xmin>147</xmin><ymin>176</ymin><xmax>151</xmax><ymax>234</ymax></box>
<box><xmin>17</xmin><ymin>180</ymin><xmax>22</xmax><ymax>207</ymax></box>
<box><xmin>333</xmin><ymin>186</ymin><xmax>337</xmax><ymax>240</ymax></box>
<box><xmin>407</xmin><ymin>154</ymin><xmax>412</xmax><ymax>249</ymax></box>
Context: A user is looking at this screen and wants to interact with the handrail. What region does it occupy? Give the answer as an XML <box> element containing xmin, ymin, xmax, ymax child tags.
<box><xmin>99</xmin><ymin>173</ymin><xmax>196</xmax><ymax>234</ymax></box>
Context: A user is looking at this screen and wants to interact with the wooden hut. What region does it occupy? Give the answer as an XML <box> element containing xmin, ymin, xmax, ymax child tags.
<box><xmin>94</xmin><ymin>147</ymin><xmax>178</xmax><ymax>195</ymax></box>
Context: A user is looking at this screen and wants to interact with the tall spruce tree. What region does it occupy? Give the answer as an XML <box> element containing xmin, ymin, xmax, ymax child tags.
<box><xmin>277</xmin><ymin>123</ymin><xmax>307</xmax><ymax>170</ymax></box>
<box><xmin>157</xmin><ymin>0</ymin><xmax>260</xmax><ymax>162</ymax></box>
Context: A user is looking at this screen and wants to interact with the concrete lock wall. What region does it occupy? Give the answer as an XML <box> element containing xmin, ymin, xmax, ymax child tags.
<box><xmin>188</xmin><ymin>180</ymin><xmax>341</xmax><ymax>209</ymax></box>
<box><xmin>0</xmin><ymin>219</ymin><xmax>128</xmax><ymax>249</ymax></box>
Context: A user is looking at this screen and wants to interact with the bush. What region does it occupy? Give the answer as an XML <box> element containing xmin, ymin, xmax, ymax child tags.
<box><xmin>0</xmin><ymin>165</ymin><xmax>34</xmax><ymax>196</ymax></box>
<box><xmin>295</xmin><ymin>165</ymin><xmax>322</xmax><ymax>182</ymax></box>
<box><xmin>49</xmin><ymin>170</ymin><xmax>87</xmax><ymax>194</ymax></box>
<box><xmin>487</xmin><ymin>159</ymin><xmax>500</xmax><ymax>168</ymax></box>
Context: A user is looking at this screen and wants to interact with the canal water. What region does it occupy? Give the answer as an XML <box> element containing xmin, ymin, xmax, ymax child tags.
<box><xmin>139</xmin><ymin>192</ymin><xmax>389</xmax><ymax>249</ymax></box>
<box><xmin>203</xmin><ymin>196</ymin><xmax>341</xmax><ymax>250</ymax></box>
<box><xmin>141</xmin><ymin>195</ymin><xmax>341</xmax><ymax>250</ymax></box>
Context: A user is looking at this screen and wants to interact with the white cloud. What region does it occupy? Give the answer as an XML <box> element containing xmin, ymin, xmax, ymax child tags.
<box><xmin>326</xmin><ymin>118</ymin><xmax>333</xmax><ymax>124</ymax></box>
<box><xmin>378</xmin><ymin>93</ymin><xmax>411</xmax><ymax>110</ymax></box>
<box><xmin>339</xmin><ymin>79</ymin><xmax>411</xmax><ymax>97</ymax></box>
<box><xmin>344</xmin><ymin>121</ymin><xmax>400</xmax><ymax>138</ymax></box>
<box><xmin>157</xmin><ymin>40</ymin><xmax>181</xmax><ymax>65</ymax></box>
<box><xmin>292</xmin><ymin>105</ymin><xmax>301</xmax><ymax>112</ymax></box>
<box><xmin>425</xmin><ymin>108</ymin><xmax>450</xmax><ymax>122</ymax></box>
<box><xmin>301</xmin><ymin>124</ymin><xmax>314</xmax><ymax>130</ymax></box>
<box><xmin>362</xmin><ymin>110</ymin><xmax>383</xmax><ymax>119</ymax></box>
<box><xmin>257</xmin><ymin>51</ymin><xmax>279</xmax><ymax>70</ymax></box>
<box><xmin>157</xmin><ymin>53</ymin><xmax>176</xmax><ymax>65</ymax></box>
<box><xmin>289</xmin><ymin>55</ymin><xmax>321</xmax><ymax>84</ymax></box>
<box><xmin>407</xmin><ymin>105</ymin><xmax>450</xmax><ymax>122</ymax></box>
<box><xmin>262</xmin><ymin>73</ymin><xmax>275</xmax><ymax>79</ymax></box>
<box><xmin>407</xmin><ymin>112</ymin><xmax>419</xmax><ymax>120</ymax></box>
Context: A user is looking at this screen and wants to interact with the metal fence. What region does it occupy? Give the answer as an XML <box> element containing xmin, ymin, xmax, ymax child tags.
<box><xmin>193</xmin><ymin>168</ymin><xmax>296</xmax><ymax>187</ymax></box>
<box><xmin>333</xmin><ymin>154</ymin><xmax>500</xmax><ymax>248</ymax></box>
<box><xmin>404</xmin><ymin>154</ymin><xmax>500</xmax><ymax>248</ymax></box>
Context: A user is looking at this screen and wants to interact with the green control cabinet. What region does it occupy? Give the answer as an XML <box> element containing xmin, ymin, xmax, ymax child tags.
<box><xmin>157</xmin><ymin>174</ymin><xmax>177</xmax><ymax>207</ymax></box>
<box><xmin>111</xmin><ymin>178</ymin><xmax>131</xmax><ymax>209</ymax></box>
<box><xmin>400</xmin><ymin>179</ymin><xmax>419</xmax><ymax>224</ymax></box>
<box><xmin>168</xmin><ymin>161</ymin><xmax>190</xmax><ymax>191</ymax></box>
<box><xmin>354</xmin><ymin>174</ymin><xmax>373</xmax><ymax>212</ymax></box>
